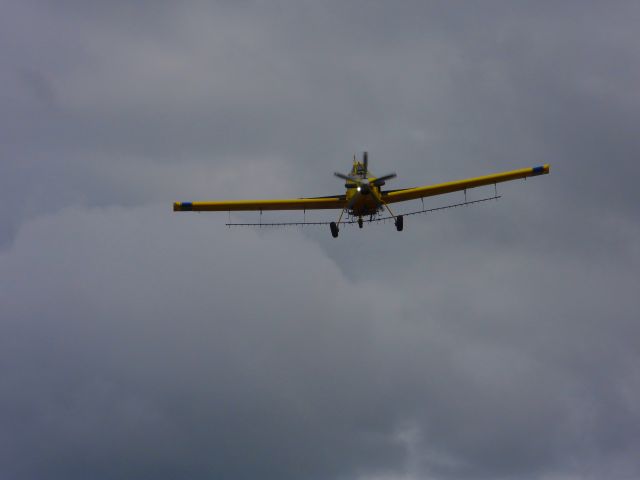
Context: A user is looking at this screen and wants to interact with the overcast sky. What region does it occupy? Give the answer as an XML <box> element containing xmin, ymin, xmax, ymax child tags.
<box><xmin>1</xmin><ymin>1</ymin><xmax>639</xmax><ymax>479</ymax></box>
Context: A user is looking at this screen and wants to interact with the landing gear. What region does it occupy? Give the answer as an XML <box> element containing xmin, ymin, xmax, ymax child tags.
<box><xmin>330</xmin><ymin>221</ymin><xmax>339</xmax><ymax>238</ymax></box>
<box><xmin>358</xmin><ymin>217</ymin><xmax>364</xmax><ymax>228</ymax></box>
<box><xmin>395</xmin><ymin>215</ymin><xmax>403</xmax><ymax>231</ymax></box>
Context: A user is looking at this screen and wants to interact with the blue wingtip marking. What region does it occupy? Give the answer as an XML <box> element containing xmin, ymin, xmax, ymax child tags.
<box><xmin>532</xmin><ymin>166</ymin><xmax>544</xmax><ymax>175</ymax></box>
<box><xmin>182</xmin><ymin>202</ymin><xmax>193</xmax><ymax>210</ymax></box>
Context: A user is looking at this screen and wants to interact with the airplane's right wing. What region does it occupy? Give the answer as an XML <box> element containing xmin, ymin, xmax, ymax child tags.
<box><xmin>382</xmin><ymin>165</ymin><xmax>550</xmax><ymax>204</ymax></box>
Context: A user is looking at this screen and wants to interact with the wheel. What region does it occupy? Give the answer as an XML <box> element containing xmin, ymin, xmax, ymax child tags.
<box><xmin>358</xmin><ymin>217</ymin><xmax>363</xmax><ymax>229</ymax></box>
<box><xmin>330</xmin><ymin>222</ymin><xmax>339</xmax><ymax>238</ymax></box>
<box><xmin>395</xmin><ymin>215</ymin><xmax>403</xmax><ymax>232</ymax></box>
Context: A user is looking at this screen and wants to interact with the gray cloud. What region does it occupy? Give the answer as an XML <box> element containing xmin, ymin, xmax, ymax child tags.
<box><xmin>1</xmin><ymin>203</ymin><xmax>638</xmax><ymax>480</ymax></box>
<box><xmin>1</xmin><ymin>1</ymin><xmax>639</xmax><ymax>479</ymax></box>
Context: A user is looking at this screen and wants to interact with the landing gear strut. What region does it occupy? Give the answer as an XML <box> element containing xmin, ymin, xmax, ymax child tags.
<box><xmin>330</xmin><ymin>222</ymin><xmax>339</xmax><ymax>238</ymax></box>
<box><xmin>395</xmin><ymin>215</ymin><xmax>403</xmax><ymax>231</ymax></box>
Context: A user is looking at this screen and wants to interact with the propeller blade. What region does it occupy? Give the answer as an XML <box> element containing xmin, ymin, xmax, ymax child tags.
<box><xmin>363</xmin><ymin>151</ymin><xmax>368</xmax><ymax>174</ymax></box>
<box><xmin>334</xmin><ymin>172</ymin><xmax>353</xmax><ymax>181</ymax></box>
<box><xmin>347</xmin><ymin>191</ymin><xmax>361</xmax><ymax>210</ymax></box>
<box><xmin>369</xmin><ymin>187</ymin><xmax>383</xmax><ymax>207</ymax></box>
<box><xmin>372</xmin><ymin>172</ymin><xmax>396</xmax><ymax>186</ymax></box>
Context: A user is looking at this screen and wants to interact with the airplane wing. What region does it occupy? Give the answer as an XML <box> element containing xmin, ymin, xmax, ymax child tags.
<box><xmin>174</xmin><ymin>194</ymin><xmax>346</xmax><ymax>212</ymax></box>
<box><xmin>382</xmin><ymin>165</ymin><xmax>550</xmax><ymax>204</ymax></box>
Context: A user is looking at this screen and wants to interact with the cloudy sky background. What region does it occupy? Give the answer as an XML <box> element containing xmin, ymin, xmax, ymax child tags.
<box><xmin>1</xmin><ymin>1</ymin><xmax>639</xmax><ymax>479</ymax></box>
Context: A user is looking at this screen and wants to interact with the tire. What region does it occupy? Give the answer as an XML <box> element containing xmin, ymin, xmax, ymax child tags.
<box><xmin>395</xmin><ymin>215</ymin><xmax>403</xmax><ymax>232</ymax></box>
<box><xmin>358</xmin><ymin>218</ymin><xmax>363</xmax><ymax>229</ymax></box>
<box><xmin>330</xmin><ymin>222</ymin><xmax>339</xmax><ymax>238</ymax></box>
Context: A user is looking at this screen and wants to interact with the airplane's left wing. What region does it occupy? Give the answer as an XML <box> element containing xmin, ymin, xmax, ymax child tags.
<box><xmin>174</xmin><ymin>195</ymin><xmax>346</xmax><ymax>212</ymax></box>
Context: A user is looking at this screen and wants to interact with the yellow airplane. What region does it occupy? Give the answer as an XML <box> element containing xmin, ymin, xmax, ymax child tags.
<box><xmin>174</xmin><ymin>152</ymin><xmax>550</xmax><ymax>238</ymax></box>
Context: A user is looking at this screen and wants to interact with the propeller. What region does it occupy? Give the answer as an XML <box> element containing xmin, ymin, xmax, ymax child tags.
<box><xmin>371</xmin><ymin>172</ymin><xmax>396</xmax><ymax>186</ymax></box>
<box><xmin>334</xmin><ymin>171</ymin><xmax>355</xmax><ymax>182</ymax></box>
<box><xmin>333</xmin><ymin>171</ymin><xmax>396</xmax><ymax>188</ymax></box>
<box><xmin>334</xmin><ymin>153</ymin><xmax>396</xmax><ymax>212</ymax></box>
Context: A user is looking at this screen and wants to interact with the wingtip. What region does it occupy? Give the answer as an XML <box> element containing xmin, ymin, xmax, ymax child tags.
<box><xmin>173</xmin><ymin>202</ymin><xmax>193</xmax><ymax>212</ymax></box>
<box><xmin>532</xmin><ymin>164</ymin><xmax>550</xmax><ymax>176</ymax></box>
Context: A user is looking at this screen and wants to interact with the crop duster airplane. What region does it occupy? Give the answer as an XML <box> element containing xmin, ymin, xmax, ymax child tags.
<box><xmin>173</xmin><ymin>152</ymin><xmax>550</xmax><ymax>238</ymax></box>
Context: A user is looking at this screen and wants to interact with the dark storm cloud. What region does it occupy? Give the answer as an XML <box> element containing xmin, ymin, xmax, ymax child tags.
<box><xmin>1</xmin><ymin>1</ymin><xmax>639</xmax><ymax>479</ymax></box>
<box><xmin>2</xmin><ymin>205</ymin><xmax>638</xmax><ymax>480</ymax></box>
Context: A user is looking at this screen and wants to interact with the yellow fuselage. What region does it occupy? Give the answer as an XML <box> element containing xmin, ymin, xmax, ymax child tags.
<box><xmin>344</xmin><ymin>179</ymin><xmax>382</xmax><ymax>217</ymax></box>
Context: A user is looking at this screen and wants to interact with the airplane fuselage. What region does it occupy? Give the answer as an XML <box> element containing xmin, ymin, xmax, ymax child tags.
<box><xmin>344</xmin><ymin>178</ymin><xmax>383</xmax><ymax>216</ymax></box>
<box><xmin>342</xmin><ymin>158</ymin><xmax>387</xmax><ymax>217</ymax></box>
